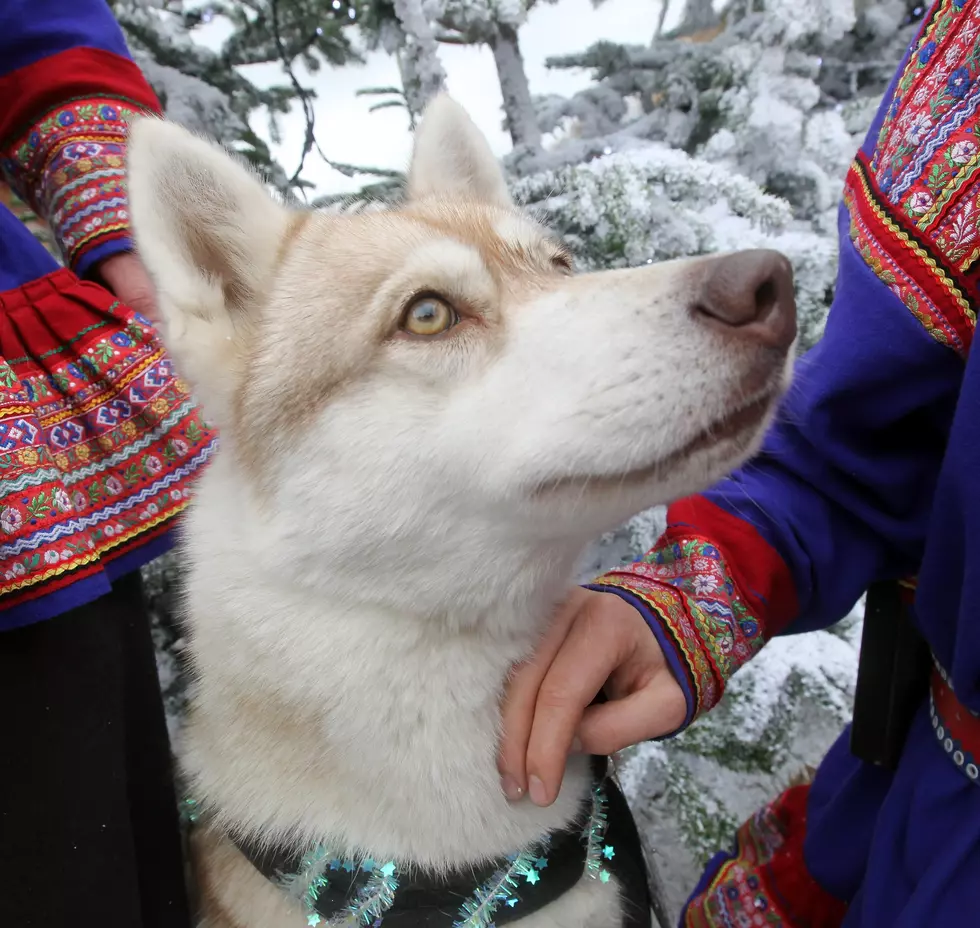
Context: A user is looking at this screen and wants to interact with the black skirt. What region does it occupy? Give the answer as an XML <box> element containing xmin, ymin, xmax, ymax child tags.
<box><xmin>0</xmin><ymin>571</ymin><xmax>191</xmax><ymax>928</ymax></box>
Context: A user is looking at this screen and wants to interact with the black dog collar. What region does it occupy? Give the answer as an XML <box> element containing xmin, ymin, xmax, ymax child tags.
<box><xmin>229</xmin><ymin>758</ymin><xmax>630</xmax><ymax>927</ymax></box>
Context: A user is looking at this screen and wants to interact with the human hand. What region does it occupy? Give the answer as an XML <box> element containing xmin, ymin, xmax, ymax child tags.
<box><xmin>497</xmin><ymin>587</ymin><xmax>687</xmax><ymax>807</ymax></box>
<box><xmin>96</xmin><ymin>251</ymin><xmax>159</xmax><ymax>322</ymax></box>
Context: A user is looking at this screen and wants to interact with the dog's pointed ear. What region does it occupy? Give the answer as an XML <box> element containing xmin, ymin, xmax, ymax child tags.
<box><xmin>127</xmin><ymin>117</ymin><xmax>289</xmax><ymax>324</ymax></box>
<box><xmin>127</xmin><ymin>117</ymin><xmax>293</xmax><ymax>425</ymax></box>
<box><xmin>407</xmin><ymin>94</ymin><xmax>512</xmax><ymax>207</ymax></box>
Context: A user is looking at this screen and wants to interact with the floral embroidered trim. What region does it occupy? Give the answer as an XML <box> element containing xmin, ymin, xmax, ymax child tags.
<box><xmin>0</xmin><ymin>270</ymin><xmax>215</xmax><ymax>616</ymax></box>
<box><xmin>845</xmin><ymin>154</ymin><xmax>976</xmax><ymax>356</ymax></box>
<box><xmin>872</xmin><ymin>0</ymin><xmax>977</xmax><ymax>206</ymax></box>
<box><xmin>682</xmin><ymin>785</ymin><xmax>847</xmax><ymax>928</ymax></box>
<box><xmin>0</xmin><ymin>95</ymin><xmax>155</xmax><ymax>271</ymax></box>
<box><xmin>846</xmin><ymin>0</ymin><xmax>980</xmax><ymax>357</ymax></box>
<box><xmin>595</xmin><ymin>535</ymin><xmax>766</xmax><ymax>719</ymax></box>
<box><xmin>684</xmin><ymin>803</ymin><xmax>791</xmax><ymax>928</ymax></box>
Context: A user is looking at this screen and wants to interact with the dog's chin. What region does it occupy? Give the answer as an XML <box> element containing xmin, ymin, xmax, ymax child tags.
<box><xmin>531</xmin><ymin>390</ymin><xmax>780</xmax><ymax>501</ymax></box>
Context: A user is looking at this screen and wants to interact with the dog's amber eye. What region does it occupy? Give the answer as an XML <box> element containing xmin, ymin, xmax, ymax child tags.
<box><xmin>400</xmin><ymin>297</ymin><xmax>459</xmax><ymax>337</ymax></box>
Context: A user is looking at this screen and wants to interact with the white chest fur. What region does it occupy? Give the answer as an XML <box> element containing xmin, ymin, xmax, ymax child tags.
<box><xmin>180</xmin><ymin>569</ymin><xmax>594</xmax><ymax>870</ymax></box>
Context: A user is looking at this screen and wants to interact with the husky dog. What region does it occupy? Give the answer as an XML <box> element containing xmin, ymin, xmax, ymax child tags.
<box><xmin>127</xmin><ymin>95</ymin><xmax>796</xmax><ymax>928</ymax></box>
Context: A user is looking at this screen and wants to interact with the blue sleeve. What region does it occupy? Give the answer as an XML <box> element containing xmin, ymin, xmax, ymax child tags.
<box><xmin>0</xmin><ymin>0</ymin><xmax>133</xmax><ymax>74</ymax></box>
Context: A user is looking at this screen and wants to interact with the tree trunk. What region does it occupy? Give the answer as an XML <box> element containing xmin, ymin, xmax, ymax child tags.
<box><xmin>490</xmin><ymin>22</ymin><xmax>542</xmax><ymax>150</ymax></box>
<box><xmin>392</xmin><ymin>0</ymin><xmax>447</xmax><ymax>116</ymax></box>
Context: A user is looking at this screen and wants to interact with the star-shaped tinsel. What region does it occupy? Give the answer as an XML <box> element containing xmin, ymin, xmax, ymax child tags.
<box><xmin>181</xmin><ymin>797</ymin><xmax>200</xmax><ymax>824</ymax></box>
<box><xmin>380</xmin><ymin>862</ymin><xmax>397</xmax><ymax>878</ymax></box>
<box><xmin>534</xmin><ymin>857</ymin><xmax>548</xmax><ymax>870</ymax></box>
<box><xmin>525</xmin><ymin>869</ymin><xmax>540</xmax><ymax>885</ymax></box>
<box><xmin>599</xmin><ymin>870</ymin><xmax>611</xmax><ymax>884</ymax></box>
<box><xmin>506</xmin><ymin>898</ymin><xmax>519</xmax><ymax>908</ymax></box>
<box><xmin>602</xmin><ymin>845</ymin><xmax>615</xmax><ymax>860</ymax></box>
<box><xmin>307</xmin><ymin>915</ymin><xmax>322</xmax><ymax>926</ymax></box>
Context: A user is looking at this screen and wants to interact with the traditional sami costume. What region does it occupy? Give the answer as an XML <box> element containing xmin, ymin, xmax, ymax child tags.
<box><xmin>0</xmin><ymin>2</ymin><xmax>214</xmax><ymax>625</ymax></box>
<box><xmin>0</xmin><ymin>2</ymin><xmax>214</xmax><ymax>925</ymax></box>
<box><xmin>587</xmin><ymin>2</ymin><xmax>980</xmax><ymax>925</ymax></box>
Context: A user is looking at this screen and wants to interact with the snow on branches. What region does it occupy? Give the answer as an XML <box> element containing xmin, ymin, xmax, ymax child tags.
<box><xmin>514</xmin><ymin>144</ymin><xmax>835</xmax><ymax>350</ymax></box>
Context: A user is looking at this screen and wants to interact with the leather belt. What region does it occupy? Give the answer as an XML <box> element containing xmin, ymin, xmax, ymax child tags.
<box><xmin>928</xmin><ymin>662</ymin><xmax>980</xmax><ymax>785</ymax></box>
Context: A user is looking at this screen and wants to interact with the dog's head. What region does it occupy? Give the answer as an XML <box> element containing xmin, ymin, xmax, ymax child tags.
<box><xmin>128</xmin><ymin>96</ymin><xmax>795</xmax><ymax>615</ymax></box>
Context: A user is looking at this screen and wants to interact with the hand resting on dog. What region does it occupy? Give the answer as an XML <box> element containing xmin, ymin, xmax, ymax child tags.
<box><xmin>498</xmin><ymin>588</ymin><xmax>686</xmax><ymax>807</ymax></box>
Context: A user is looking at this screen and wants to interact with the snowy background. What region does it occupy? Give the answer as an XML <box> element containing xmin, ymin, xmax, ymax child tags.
<box><xmin>14</xmin><ymin>0</ymin><xmax>930</xmax><ymax>922</ymax></box>
<box><xmin>195</xmin><ymin>0</ymin><xmax>667</xmax><ymax>197</ymax></box>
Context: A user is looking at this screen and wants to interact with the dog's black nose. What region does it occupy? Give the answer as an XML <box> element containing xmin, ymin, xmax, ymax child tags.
<box><xmin>692</xmin><ymin>249</ymin><xmax>797</xmax><ymax>350</ymax></box>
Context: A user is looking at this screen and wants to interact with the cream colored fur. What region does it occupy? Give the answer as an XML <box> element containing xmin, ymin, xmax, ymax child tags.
<box><xmin>127</xmin><ymin>95</ymin><xmax>794</xmax><ymax>927</ymax></box>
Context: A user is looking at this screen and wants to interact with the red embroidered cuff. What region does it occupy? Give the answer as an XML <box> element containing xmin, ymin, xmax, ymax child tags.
<box><xmin>592</xmin><ymin>497</ymin><xmax>797</xmax><ymax>722</ymax></box>
<box><xmin>596</xmin><ymin>536</ymin><xmax>765</xmax><ymax>720</ymax></box>
<box><xmin>0</xmin><ymin>48</ymin><xmax>161</xmax><ymax>275</ymax></box>
<box><xmin>2</xmin><ymin>95</ymin><xmax>155</xmax><ymax>272</ymax></box>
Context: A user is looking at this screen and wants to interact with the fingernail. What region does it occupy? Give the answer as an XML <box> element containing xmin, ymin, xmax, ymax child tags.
<box><xmin>528</xmin><ymin>775</ymin><xmax>549</xmax><ymax>807</ymax></box>
<box><xmin>501</xmin><ymin>775</ymin><xmax>524</xmax><ymax>802</ymax></box>
<box><xmin>570</xmin><ymin>737</ymin><xmax>583</xmax><ymax>754</ymax></box>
